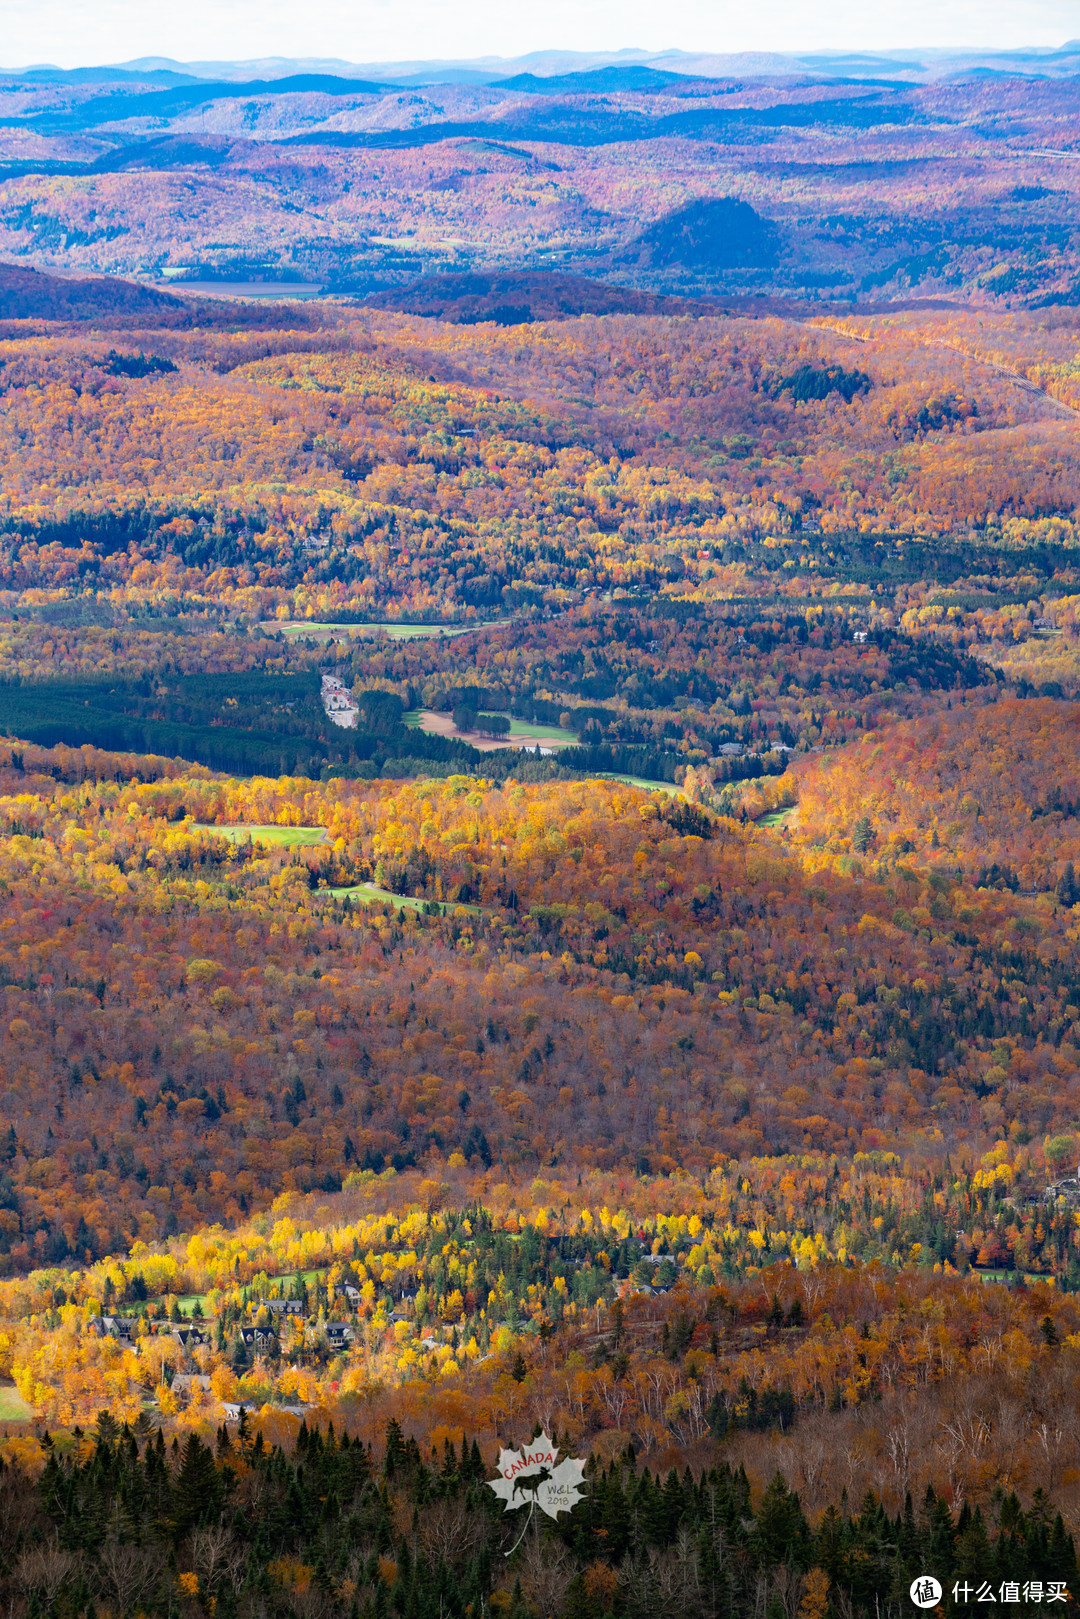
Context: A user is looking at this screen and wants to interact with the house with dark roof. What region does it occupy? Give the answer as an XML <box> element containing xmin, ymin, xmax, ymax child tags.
<box><xmin>238</xmin><ymin>1326</ymin><xmax>276</xmax><ymax>1351</ymax></box>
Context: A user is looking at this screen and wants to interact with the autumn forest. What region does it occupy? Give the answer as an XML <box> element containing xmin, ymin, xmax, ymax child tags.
<box><xmin>2</xmin><ymin>45</ymin><xmax>1080</xmax><ymax>1618</ymax></box>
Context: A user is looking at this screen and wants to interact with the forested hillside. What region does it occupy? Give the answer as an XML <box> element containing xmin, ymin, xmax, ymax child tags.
<box><xmin>2</xmin><ymin>305</ymin><xmax>1080</xmax><ymax>629</ymax></box>
<box><xmin>2</xmin><ymin>270</ymin><xmax>1080</xmax><ymax>1617</ymax></box>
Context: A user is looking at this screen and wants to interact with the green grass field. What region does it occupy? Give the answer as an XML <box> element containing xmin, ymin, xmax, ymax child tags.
<box><xmin>152</xmin><ymin>1280</ymin><xmax>314</xmax><ymax>1316</ymax></box>
<box><xmin>405</xmin><ymin>710</ymin><xmax>578</xmax><ymax>745</ymax></box>
<box><xmin>973</xmin><ymin>1269</ymin><xmax>1054</xmax><ymax>1286</ymax></box>
<box><xmin>324</xmin><ymin>882</ymin><xmax>481</xmax><ymax>916</ymax></box>
<box><xmin>759</xmin><ymin>808</ymin><xmax>796</xmax><ymax>828</ymax></box>
<box><xmin>193</xmin><ymin>824</ymin><xmax>328</xmax><ymax>847</ymax></box>
<box><xmin>502</xmin><ymin>715</ymin><xmax>578</xmax><ymax>744</ymax></box>
<box><xmin>591</xmin><ymin>773</ymin><xmax>681</xmax><ymax>795</ymax></box>
<box><xmin>0</xmin><ymin>1383</ymin><xmax>34</xmax><ymax>1421</ymax></box>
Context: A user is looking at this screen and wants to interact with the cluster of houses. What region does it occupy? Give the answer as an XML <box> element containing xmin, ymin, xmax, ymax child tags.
<box><xmin>1043</xmin><ymin>1173</ymin><xmax>1080</xmax><ymax>1208</ymax></box>
<box><xmin>717</xmin><ymin>739</ymin><xmax>794</xmax><ymax>760</ymax></box>
<box><xmin>86</xmin><ymin>1302</ymin><xmax>360</xmax><ymax>1355</ymax></box>
<box><xmin>87</xmin><ymin>1316</ymin><xmax>213</xmax><ymax>1350</ymax></box>
<box><xmin>81</xmin><ymin>1286</ymin><xmax>451</xmax><ymax>1422</ymax></box>
<box><xmin>233</xmin><ymin>1301</ymin><xmax>356</xmax><ymax>1354</ymax></box>
<box><xmin>618</xmin><ymin>1253</ymin><xmax>680</xmax><ymax>1299</ymax></box>
<box><xmin>321</xmin><ymin>673</ymin><xmax>359</xmax><ymax>728</ymax></box>
<box><xmin>87</xmin><ymin>1284</ymin><xmax>422</xmax><ymax>1357</ymax></box>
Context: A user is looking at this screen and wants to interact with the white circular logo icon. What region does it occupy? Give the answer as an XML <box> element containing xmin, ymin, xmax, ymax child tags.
<box><xmin>910</xmin><ymin>1576</ymin><xmax>942</xmax><ymax>1609</ymax></box>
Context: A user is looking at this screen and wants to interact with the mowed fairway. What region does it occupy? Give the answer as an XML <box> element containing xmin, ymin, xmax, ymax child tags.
<box><xmin>409</xmin><ymin>710</ymin><xmax>577</xmax><ymax>750</ymax></box>
<box><xmin>192</xmin><ymin>824</ymin><xmax>328</xmax><ymax>847</ymax></box>
<box><xmin>593</xmin><ymin>773</ymin><xmax>682</xmax><ymax>794</ymax></box>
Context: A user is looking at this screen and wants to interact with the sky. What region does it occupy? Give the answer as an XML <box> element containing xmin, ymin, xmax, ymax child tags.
<box><xmin>3</xmin><ymin>0</ymin><xmax>1078</xmax><ymax>71</ymax></box>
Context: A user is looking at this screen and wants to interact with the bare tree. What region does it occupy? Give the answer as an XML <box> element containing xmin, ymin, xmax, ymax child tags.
<box><xmin>831</xmin><ymin>1588</ymin><xmax>861</xmax><ymax>1619</ymax></box>
<box><xmin>597</xmin><ymin>1366</ymin><xmax>631</xmax><ymax>1427</ymax></box>
<box><xmin>620</xmin><ymin>1552</ymin><xmax>664</xmax><ymax>1619</ymax></box>
<box><xmin>417</xmin><ymin>1497</ymin><xmax>487</xmax><ymax>1565</ymax></box>
<box><xmin>800</xmin><ymin>1444</ymin><xmax>831</xmax><ymax>1511</ymax></box>
<box><xmin>769</xmin><ymin>1563</ymin><xmax>805</xmax><ymax>1619</ymax></box>
<box><xmin>800</xmin><ymin>1271</ymin><xmax>826</xmax><ymax>1312</ymax></box>
<box><xmin>189</xmin><ymin>1523</ymin><xmax>247</xmax><ymax>1591</ymax></box>
<box><xmin>656</xmin><ymin>1526</ymin><xmax>705</xmax><ymax>1614</ymax></box>
<box><xmin>1032</xmin><ymin>1415</ymin><xmax>1068</xmax><ymax>1492</ymax></box>
<box><xmin>97</xmin><ymin>1541</ymin><xmax>166</xmax><ymax>1614</ymax></box>
<box><xmin>0</xmin><ymin>1467</ymin><xmax>40</xmax><ymax>1544</ymax></box>
<box><xmin>288</xmin><ymin>1583</ymin><xmax>338</xmax><ymax>1619</ymax></box>
<box><xmin>16</xmin><ymin>1542</ymin><xmax>81</xmax><ymax>1606</ymax></box>
<box><xmin>619</xmin><ymin>1529</ymin><xmax>705</xmax><ymax>1619</ymax></box>
<box><xmin>518</xmin><ymin>1527</ymin><xmax>576</xmax><ymax>1618</ymax></box>
<box><xmin>883</xmin><ymin>1409</ymin><xmax>916</xmax><ymax>1498</ymax></box>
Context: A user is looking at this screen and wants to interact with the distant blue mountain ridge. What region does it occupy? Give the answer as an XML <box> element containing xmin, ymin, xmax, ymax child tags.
<box><xmin>5</xmin><ymin>42</ymin><xmax>1080</xmax><ymax>86</ymax></box>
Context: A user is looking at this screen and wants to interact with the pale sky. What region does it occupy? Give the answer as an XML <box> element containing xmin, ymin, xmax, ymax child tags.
<box><xmin>4</xmin><ymin>0</ymin><xmax>1079</xmax><ymax>72</ymax></box>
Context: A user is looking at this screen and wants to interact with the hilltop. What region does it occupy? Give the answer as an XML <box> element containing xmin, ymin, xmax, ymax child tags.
<box><xmin>0</xmin><ymin>262</ymin><xmax>182</xmax><ymax>321</ymax></box>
